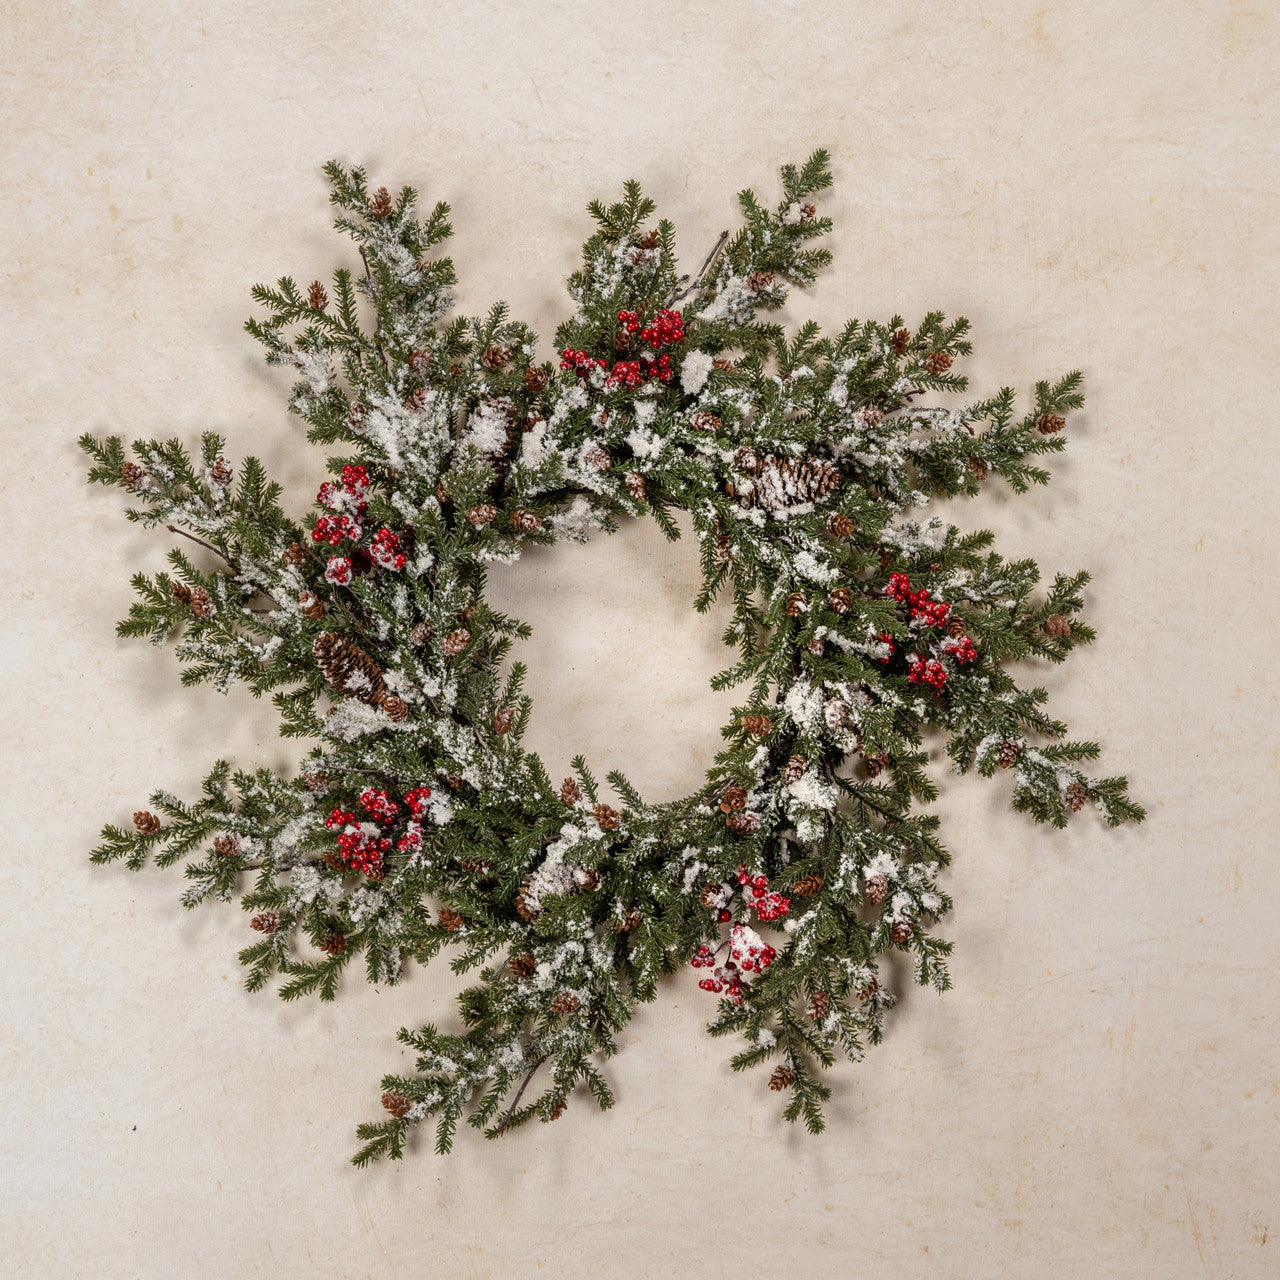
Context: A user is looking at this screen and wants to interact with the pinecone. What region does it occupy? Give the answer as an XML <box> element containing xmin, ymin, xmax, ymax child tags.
<box><xmin>493</xmin><ymin>706</ymin><xmax>515</xmax><ymax>735</ymax></box>
<box><xmin>381</xmin><ymin>1090</ymin><xmax>412</xmax><ymax>1118</ymax></box>
<box><xmin>740</xmin><ymin>714</ymin><xmax>773</xmax><ymax>738</ymax></box>
<box><xmin>1035</xmin><ymin>413</ymin><xmax>1066</xmax><ymax>435</ymax></box>
<box><xmin>368</xmin><ymin>186</ymin><xmax>393</xmax><ymax>219</ymax></box>
<box><xmin>550</xmin><ymin>992</ymin><xmax>580</xmax><ymax>1015</ymax></box>
<box><xmin>714</xmin><ymin>533</ymin><xmax>734</xmax><ymax>563</ymax></box>
<box><xmin>793</xmin><ymin>874</ymin><xmax>823</xmax><ymax>897</ymax></box>
<box><xmin>699</xmin><ymin>883</ymin><xmax>723</xmax><ymax>908</ymax></box>
<box><xmin>441</xmin><ymin>628</ymin><xmax>471</xmax><ymax>656</ymax></box>
<box><xmin>437</xmin><ymin>908</ymin><xmax>465</xmax><ymax>932</ymax></box>
<box><xmin>481</xmin><ymin>345</ymin><xmax>512</xmax><ymax>370</ymax></box>
<box><xmin>968</xmin><ymin>456</ymin><xmax>989</xmax><ymax>482</ymax></box>
<box><xmin>435</xmin><ymin>480</ymin><xmax>451</xmax><ymax>504</ymax></box>
<box><xmin>548</xmin><ymin>1098</ymin><xmax>568</xmax><ymax>1121</ymax></box>
<box><xmin>828</xmin><ymin>587</ymin><xmax>852</xmax><ymax>614</ymax></box>
<box><xmin>321</xmin><ymin>933</ymin><xmax>347</xmax><ymax>956</ymax></box>
<box><xmin>890</xmin><ymin>327</ymin><xmax>911</xmax><ymax>355</ymax></box>
<box><xmin>212</xmin><ymin>834</ymin><xmax>240</xmax><ymax>857</ymax></box>
<box><xmin>324</xmin><ymin>851</ymin><xmax>344</xmax><ymax>871</ymax></box>
<box><xmin>690</xmin><ymin>411</ymin><xmax>721</xmax><ymax>433</ymax></box>
<box><xmin>1065</xmin><ymin>781</ymin><xmax>1088</xmax><ymax>813</ymax></box>
<box><xmin>822</xmin><ymin>698</ymin><xmax>849</xmax><ymax>730</ymax></box>
<box><xmin>524</xmin><ymin>365</ymin><xmax>549</xmax><ymax>393</ymax></box>
<box><xmin>458</xmin><ymin>605</ymin><xmax>479</xmax><ymax>626</ymax></box>
<box><xmin>312</xmin><ymin>632</ymin><xmax>387</xmax><ymax>705</ymax></box>
<box><xmin>808</xmin><ymin>991</ymin><xmax>830</xmax><ymax>1020</ymax></box>
<box><xmin>578</xmin><ymin>868</ymin><xmax>604</xmax><ymax>892</ymax></box>
<box><xmin>405</xmin><ymin>349</ymin><xmax>431</xmax><ymax>375</ymax></box>
<box><xmin>188</xmin><ymin>586</ymin><xmax>215</xmax><ymax>619</ymax></box>
<box><xmin>347</xmin><ymin>402</ymin><xmax>366</xmax><ymax>432</ymax></box>
<box><xmin>856</xmin><ymin>975</ymin><xmax>879</xmax><ymax>1002</ymax></box>
<box><xmin>944</xmin><ymin>615</ymin><xmax>967</xmax><ymax>638</ymax></box>
<box><xmin>807</xmin><ymin>637</ymin><xmax>826</xmax><ymax>656</ymax></box>
<box><xmin>560</xmin><ymin>777</ymin><xmax>583</xmax><ymax>807</ymax></box>
<box><xmin>826</xmin><ymin>512</ymin><xmax>853</xmax><ymax>539</ymax></box>
<box><xmin>890</xmin><ymin>919</ymin><xmax>914</xmax><ymax>944</ymax></box>
<box><xmin>747</xmin><ymin>270</ymin><xmax>775</xmax><ymax>293</ymax></box>
<box><xmin>458</xmin><ymin>858</ymin><xmax>491</xmax><ymax>873</ymax></box>
<box><xmin>583</xmin><ymin>445</ymin><xmax>611</xmax><ymax>471</ymax></box>
<box><xmin>997</xmin><ymin>739</ymin><xmax>1020</xmax><ymax>769</ymax></box>
<box><xmin>282</xmin><ymin>542</ymin><xmax>307</xmax><ymax>567</ymax></box>
<box><xmin>719</xmin><ymin>786</ymin><xmax>748</xmax><ymax>813</ymax></box>
<box><xmin>170</xmin><ymin>579</ymin><xmax>193</xmax><ymax>606</ymax></box>
<box><xmin>860</xmin><ymin>405</ymin><xmax>886</xmax><ymax>429</ymax></box>
<box><xmin>467</xmin><ymin>503</ymin><xmax>497</xmax><ymax>528</ymax></box>
<box><xmin>733</xmin><ymin>445</ymin><xmax>762</xmax><ymax>474</ymax></box>
<box><xmin>725</xmin><ymin>811</ymin><xmax>761</xmax><ymax>835</ymax></box>
<box><xmin>863</xmin><ymin>750</ymin><xmax>890</xmax><ymax>779</ymax></box>
<box><xmin>799</xmin><ymin>202</ymin><xmax>817</xmax><ymax>222</ymax></box>
<box><xmin>615</xmin><ymin>908</ymin><xmax>643</xmax><ymax>933</ymax></box>
<box><xmin>784</xmin><ymin>591</ymin><xmax>808</xmax><ymax>618</ymax></box>
<box><xmin>924</xmin><ymin>351</ymin><xmax>953</xmax><ymax>374</ymax></box>
<box><xmin>120</xmin><ymin>460</ymin><xmax>147</xmax><ymax>489</ymax></box>
<box><xmin>304</xmin><ymin>772</ymin><xmax>329</xmax><ymax>793</ymax></box>
<box><xmin>782</xmin><ymin>755</ymin><xmax>808</xmax><ymax>783</ymax></box>
<box><xmin>380</xmin><ymin>695</ymin><xmax>408</xmax><ymax>723</ymax></box>
<box><xmin>410</xmin><ymin>621</ymin><xmax>433</xmax><ymax>645</ymax></box>
<box><xmin>405</xmin><ymin>386</ymin><xmax>433</xmax><ymax>414</ymax></box>
<box><xmin>511</xmin><ymin>507</ymin><xmax>541</xmax><ymax>532</ymax></box>
<box><xmin>592</xmin><ymin>803</ymin><xmax>620</xmax><ymax>831</ymax></box>
<box><xmin>510</xmin><ymin>953</ymin><xmax>537</xmax><ymax>979</ymax></box>
<box><xmin>730</xmin><ymin>454</ymin><xmax>841</xmax><ymax>511</ymax></box>
<box><xmin>864</xmin><ymin>873</ymin><xmax>889</xmax><ymax>905</ymax></box>
<box><xmin>132</xmin><ymin>810</ymin><xmax>160</xmax><ymax>834</ymax></box>
<box><xmin>298</xmin><ymin>590</ymin><xmax>325</xmax><ymax>621</ymax></box>
<box><xmin>304</xmin><ymin>279</ymin><xmax>327</xmax><ymax>311</ymax></box>
<box><xmin>250</xmin><ymin>911</ymin><xmax>280</xmax><ymax>934</ymax></box>
<box><xmin>625</xmin><ymin>472</ymin><xmax>646</xmax><ymax>501</ymax></box>
<box><xmin>769</xmin><ymin>1065</ymin><xmax>797</xmax><ymax>1091</ymax></box>
<box><xmin>713</xmin><ymin>358</ymin><xmax>735</xmax><ymax>372</ymax></box>
<box><xmin>1043</xmin><ymin>614</ymin><xmax>1071</xmax><ymax>638</ymax></box>
<box><xmin>209</xmin><ymin>457</ymin><xmax>233</xmax><ymax>487</ymax></box>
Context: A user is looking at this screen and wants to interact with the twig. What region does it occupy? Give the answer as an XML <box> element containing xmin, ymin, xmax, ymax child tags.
<box><xmin>358</xmin><ymin>246</ymin><xmax>391</xmax><ymax>376</ymax></box>
<box><xmin>666</xmin><ymin>230</ymin><xmax>729</xmax><ymax>306</ymax></box>
<box><xmin>495</xmin><ymin>1053</ymin><xmax>549</xmax><ymax>1134</ymax></box>
<box><xmin>165</xmin><ymin>523</ymin><xmax>283</xmax><ymax>610</ymax></box>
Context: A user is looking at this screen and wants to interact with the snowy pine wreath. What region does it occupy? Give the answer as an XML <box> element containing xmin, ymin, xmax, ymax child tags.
<box><xmin>82</xmin><ymin>151</ymin><xmax>1143</xmax><ymax>1162</ymax></box>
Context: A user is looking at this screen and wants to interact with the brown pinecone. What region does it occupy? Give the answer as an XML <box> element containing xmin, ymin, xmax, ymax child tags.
<box><xmin>719</xmin><ymin>786</ymin><xmax>748</xmax><ymax>813</ymax></box>
<box><xmin>170</xmin><ymin>579</ymin><xmax>193</xmax><ymax>606</ymax></box>
<box><xmin>347</xmin><ymin>401</ymin><xmax>366</xmax><ymax>432</ymax></box>
<box><xmin>699</xmin><ymin>883</ymin><xmax>723</xmax><ymax>908</ymax></box>
<box><xmin>524</xmin><ymin>365</ymin><xmax>549</xmax><ymax>393</ymax></box>
<box><xmin>769</xmin><ymin>1065</ymin><xmax>797</xmax><ymax>1091</ymax></box>
<box><xmin>733</xmin><ymin>446</ymin><xmax>762</xmax><ymax>474</ymax></box>
<box><xmin>890</xmin><ymin>327</ymin><xmax>911</xmax><ymax>355</ymax></box>
<box><xmin>713</xmin><ymin>357</ymin><xmax>735</xmax><ymax>372</ymax></box>
<box><xmin>458</xmin><ymin>605</ymin><xmax>479</xmax><ymax>626</ymax></box>
<box><xmin>583</xmin><ymin>445</ymin><xmax>611</xmax><ymax>471</ymax></box>
<box><xmin>250</xmin><ymin>911</ymin><xmax>280</xmax><ymax>934</ymax></box>
<box><xmin>578</xmin><ymin>868</ymin><xmax>604</xmax><ymax>892</ymax></box>
<box><xmin>188</xmin><ymin>586</ymin><xmax>215</xmax><ymax>619</ymax></box>
<box><xmin>368</xmin><ymin>186</ymin><xmax>393</xmax><ymax>219</ymax></box>
<box><xmin>690</xmin><ymin>411</ymin><xmax>721</xmax><ymax>433</ymax></box>
<box><xmin>828</xmin><ymin>586</ymin><xmax>852</xmax><ymax>614</ymax></box>
<box><xmin>924</xmin><ymin>351</ymin><xmax>953</xmax><ymax>374</ymax></box>
<box><xmin>997</xmin><ymin>739</ymin><xmax>1020</xmax><ymax>769</ymax></box>
<box><xmin>410</xmin><ymin>621</ymin><xmax>433</xmax><ymax>645</ymax></box>
<box><xmin>120</xmin><ymin>460</ymin><xmax>147</xmax><ymax>489</ymax></box>
<box><xmin>968</xmin><ymin>456</ymin><xmax>989</xmax><ymax>482</ymax></box>
<box><xmin>298</xmin><ymin>590</ymin><xmax>325</xmax><ymax>621</ymax></box>
<box><xmin>441</xmin><ymin>628</ymin><xmax>471</xmax><ymax>656</ymax></box>
<box><xmin>944</xmin><ymin>615</ymin><xmax>967</xmax><ymax>638</ymax></box>
<box><xmin>511</xmin><ymin>507</ymin><xmax>541</xmax><ymax>532</ymax></box>
<box><xmin>548</xmin><ymin>1098</ymin><xmax>568</xmax><ymax>1121</ymax></box>
<box><xmin>860</xmin><ymin>405</ymin><xmax>886</xmax><ymax>429</ymax></box>
<box><xmin>560</xmin><ymin>776</ymin><xmax>583</xmax><ymax>807</ymax></box>
<box><xmin>878</xmin><ymin>548</ymin><xmax>895</xmax><ymax>570</ymax></box>
<box><xmin>304</xmin><ymin>772</ymin><xmax>329</xmax><ymax>793</ymax></box>
<box><xmin>782</xmin><ymin>755</ymin><xmax>808</xmax><ymax>783</ymax></box>
<box><xmin>550</xmin><ymin>992</ymin><xmax>580</xmax><ymax>1015</ymax></box>
<box><xmin>133</xmin><ymin>810</ymin><xmax>160</xmax><ymax>834</ymax></box>
<box><xmin>823</xmin><ymin>698</ymin><xmax>849</xmax><ymax>730</ymax></box>
<box><xmin>890</xmin><ymin>919</ymin><xmax>914</xmax><ymax>944</ymax></box>
<box><xmin>826</xmin><ymin>512</ymin><xmax>854</xmax><ymax>539</ymax></box>
<box><xmin>1065</xmin><ymin>781</ymin><xmax>1088</xmax><ymax>813</ymax></box>
<box><xmin>807</xmin><ymin>637</ymin><xmax>826</xmax><ymax>656</ymax></box>
<box><xmin>864</xmin><ymin>873</ymin><xmax>889</xmax><ymax>905</ymax></box>
<box><xmin>458</xmin><ymin>858</ymin><xmax>491</xmax><ymax>874</ymax></box>
<box><xmin>725</xmin><ymin>811</ymin><xmax>761</xmax><ymax>834</ymax></box>
<box><xmin>213</xmin><ymin>834</ymin><xmax>240</xmax><ymax>857</ymax></box>
<box><xmin>784</xmin><ymin>591</ymin><xmax>808</xmax><ymax>618</ymax></box>
<box><xmin>312</xmin><ymin>632</ymin><xmax>388</xmax><ymax>705</ymax></box>
<box><xmin>324</xmin><ymin>851</ymin><xmax>344</xmax><ymax>871</ymax></box>
<box><xmin>856</xmin><ymin>975</ymin><xmax>879</xmax><ymax>1002</ymax></box>
<box><xmin>437</xmin><ymin>908</ymin><xmax>465</xmax><ymax>932</ymax></box>
<box><xmin>209</xmin><ymin>457</ymin><xmax>233</xmax><ymax>487</ymax></box>
<box><xmin>714</xmin><ymin>534</ymin><xmax>734</xmax><ymax>563</ymax></box>
<box><xmin>799</xmin><ymin>201</ymin><xmax>817</xmax><ymax>221</ymax></box>
<box><xmin>793</xmin><ymin>874</ymin><xmax>823</xmax><ymax>897</ymax></box>
<box><xmin>381</xmin><ymin>1090</ymin><xmax>412</xmax><ymax>1118</ymax></box>
<box><xmin>405</xmin><ymin>349</ymin><xmax>431</xmax><ymax>375</ymax></box>
<box><xmin>863</xmin><ymin>750</ymin><xmax>890</xmax><ymax>779</ymax></box>
<box><xmin>493</xmin><ymin>706</ymin><xmax>515</xmax><ymax>735</ymax></box>
<box><xmin>808</xmin><ymin>991</ymin><xmax>830</xmax><ymax>1020</ymax></box>
<box><xmin>509</xmin><ymin>953</ymin><xmax>536</xmax><ymax>979</ymax></box>
<box><xmin>615</xmin><ymin>909</ymin><xmax>642</xmax><ymax>933</ymax></box>
<box><xmin>740</xmin><ymin>714</ymin><xmax>773</xmax><ymax>738</ymax></box>
<box><xmin>481</xmin><ymin>345</ymin><xmax>512</xmax><ymax>370</ymax></box>
<box><xmin>1043</xmin><ymin>614</ymin><xmax>1071</xmax><ymax>638</ymax></box>
<box><xmin>406</xmin><ymin>386</ymin><xmax>434</xmax><ymax>414</ymax></box>
<box><xmin>625</xmin><ymin>472</ymin><xmax>646</xmax><ymax>501</ymax></box>
<box><xmin>435</xmin><ymin>481</ymin><xmax>451</xmax><ymax>504</ymax></box>
<box><xmin>467</xmin><ymin>503</ymin><xmax>497</xmax><ymax>528</ymax></box>
<box><xmin>1036</xmin><ymin>413</ymin><xmax>1066</xmax><ymax>435</ymax></box>
<box><xmin>731</xmin><ymin>454</ymin><xmax>841</xmax><ymax>511</ymax></box>
<box><xmin>321</xmin><ymin>933</ymin><xmax>347</xmax><ymax>956</ymax></box>
<box><xmin>380</xmin><ymin>695</ymin><xmax>408</xmax><ymax>722</ymax></box>
<box><xmin>592</xmin><ymin>803</ymin><xmax>620</xmax><ymax>831</ymax></box>
<box><xmin>303</xmin><ymin>279</ymin><xmax>327</xmax><ymax>311</ymax></box>
<box><xmin>282</xmin><ymin>542</ymin><xmax>307</xmax><ymax>567</ymax></box>
<box><xmin>747</xmin><ymin>270</ymin><xmax>775</xmax><ymax>293</ymax></box>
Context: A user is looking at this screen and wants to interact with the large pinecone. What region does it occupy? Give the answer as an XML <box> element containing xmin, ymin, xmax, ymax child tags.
<box><xmin>728</xmin><ymin>454</ymin><xmax>841</xmax><ymax>511</ymax></box>
<box><xmin>312</xmin><ymin>632</ymin><xmax>387</xmax><ymax>706</ymax></box>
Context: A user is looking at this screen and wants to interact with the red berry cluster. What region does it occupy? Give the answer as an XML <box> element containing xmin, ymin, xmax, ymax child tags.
<box><xmin>312</xmin><ymin>513</ymin><xmax>362</xmax><ymax>546</ymax></box>
<box><xmin>359</xmin><ymin>787</ymin><xmax>399</xmax><ymax>824</ymax></box>
<box><xmin>877</xmin><ymin>632</ymin><xmax>896</xmax><ymax>662</ymax></box>
<box><xmin>882</xmin><ymin>572</ymin><xmax>979</xmax><ymax>691</ymax></box>
<box><xmin>309</xmin><ymin>465</ymin><xmax>404</xmax><ymax>582</ymax></box>
<box><xmin>885</xmin><ymin>572</ymin><xmax>951</xmax><ymax>626</ymax></box>
<box><xmin>559</xmin><ymin>348</ymin><xmax>607</xmax><ymax>377</ymax></box>
<box><xmin>324</xmin><ymin>556</ymin><xmax>353</xmax><ymax>586</ymax></box>
<box><xmin>907</xmin><ymin>655</ymin><xmax>948</xmax><ymax>689</ymax></box>
<box><xmin>323</xmin><ymin>785</ymin><xmax>435</xmax><ymax>873</ymax></box>
<box><xmin>317</xmin><ymin>464</ymin><xmax>371</xmax><ymax>516</ymax></box>
<box><xmin>404</xmin><ymin>787</ymin><xmax>433</xmax><ymax>818</ymax></box>
<box><xmin>736</xmin><ymin>864</ymin><xmax>792</xmax><ymax>922</ymax></box>
<box><xmin>324</xmin><ymin>807</ymin><xmax>389</xmax><ymax>876</ymax></box>
<box><xmin>943</xmin><ymin>634</ymin><xmax>978</xmax><ymax>664</ymax></box>
<box><xmin>620</xmin><ymin>307</ymin><xmax>685</xmax><ymax>349</ymax></box>
<box><xmin>370</xmin><ymin>527</ymin><xmax>407</xmax><ymax>570</ymax></box>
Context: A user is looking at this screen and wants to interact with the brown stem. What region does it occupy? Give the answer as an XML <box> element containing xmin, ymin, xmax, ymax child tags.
<box><xmin>495</xmin><ymin>1053</ymin><xmax>549</xmax><ymax>1135</ymax></box>
<box><xmin>359</xmin><ymin>247</ymin><xmax>391</xmax><ymax>376</ymax></box>
<box><xmin>165</xmin><ymin>524</ymin><xmax>283</xmax><ymax>610</ymax></box>
<box><xmin>666</xmin><ymin>230</ymin><xmax>729</xmax><ymax>306</ymax></box>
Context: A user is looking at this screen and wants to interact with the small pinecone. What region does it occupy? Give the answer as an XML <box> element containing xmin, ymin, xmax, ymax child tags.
<box><xmin>578</xmin><ymin>868</ymin><xmax>604</xmax><ymax>892</ymax></box>
<box><xmin>878</xmin><ymin>548</ymin><xmax>894</xmax><ymax>570</ymax></box>
<box><xmin>826</xmin><ymin>512</ymin><xmax>854</xmax><ymax>539</ymax></box>
<box><xmin>548</xmin><ymin>1098</ymin><xmax>568</xmax><ymax>1121</ymax></box>
<box><xmin>807</xmin><ymin>637</ymin><xmax>826</xmax><ymax>657</ymax></box>
<box><xmin>347</xmin><ymin>402</ymin><xmax>366</xmax><ymax>432</ymax></box>
<box><xmin>441</xmin><ymin>628</ymin><xmax>471</xmax><ymax>656</ymax></box>
<box><xmin>615</xmin><ymin>909</ymin><xmax>642</xmax><ymax>933</ymax></box>
<box><xmin>481</xmin><ymin>345</ymin><xmax>512</xmax><ymax>370</ymax></box>
<box><xmin>890</xmin><ymin>919</ymin><xmax>915</xmax><ymax>944</ymax></box>
<box><xmin>492</xmin><ymin>706</ymin><xmax>515</xmax><ymax>735</ymax></box>
<box><xmin>713</xmin><ymin>358</ymin><xmax>735</xmax><ymax>372</ymax></box>
<box><xmin>170</xmin><ymin>579</ymin><xmax>193</xmax><ymax>606</ymax></box>
<box><xmin>407</xmin><ymin>348</ymin><xmax>431</xmax><ymax>374</ymax></box>
<box><xmin>312</xmin><ymin>632</ymin><xmax>388</xmax><ymax>705</ymax></box>
<box><xmin>512</xmin><ymin>507</ymin><xmax>541</xmax><ymax>532</ymax></box>
<box><xmin>550</xmin><ymin>992</ymin><xmax>581</xmax><ymax>1016</ymax></box>
<box><xmin>769</xmin><ymin>1065</ymin><xmax>797</xmax><ymax>1091</ymax></box>
<box><xmin>510</xmin><ymin>953</ymin><xmax>536</xmax><ymax>979</ymax></box>
<box><xmin>324</xmin><ymin>851</ymin><xmax>344</xmax><ymax>871</ymax></box>
<box><xmin>560</xmin><ymin>777</ymin><xmax>583</xmax><ymax>807</ymax></box>
<box><xmin>860</xmin><ymin>405</ymin><xmax>886</xmax><ymax>429</ymax></box>
<box><xmin>785</xmin><ymin>591</ymin><xmax>808</xmax><ymax>618</ymax></box>
<box><xmin>467</xmin><ymin>503</ymin><xmax>497</xmax><ymax>528</ymax></box>
<box><xmin>890</xmin><ymin>327</ymin><xmax>911</xmax><ymax>355</ymax></box>
<box><xmin>405</xmin><ymin>386</ymin><xmax>433</xmax><ymax>414</ymax></box>
<box><xmin>445</xmin><ymin>774</ymin><xmax>463</xmax><ymax>790</ymax></box>
<box><xmin>725</xmin><ymin>811</ymin><xmax>761</xmax><ymax>835</ymax></box>
<box><xmin>625</xmin><ymin>472</ymin><xmax>646</xmax><ymax>501</ymax></box>
<box><xmin>435</xmin><ymin>481</ymin><xmax>451</xmax><ymax>504</ymax></box>
<box><xmin>298</xmin><ymin>590</ymin><xmax>325</xmax><ymax>621</ymax></box>
<box><xmin>799</xmin><ymin>202</ymin><xmax>817</xmax><ymax>221</ymax></box>
<box><xmin>944</xmin><ymin>615</ymin><xmax>967</xmax><ymax>638</ymax></box>
<box><xmin>863</xmin><ymin>750</ymin><xmax>890</xmax><ymax>779</ymax></box>
<box><xmin>368</xmin><ymin>186</ymin><xmax>393</xmax><ymax>219</ymax></box>
<box><xmin>1065</xmin><ymin>781</ymin><xmax>1088</xmax><ymax>813</ymax></box>
<box><xmin>714</xmin><ymin>534</ymin><xmax>734</xmax><ymax>563</ymax></box>
<box><xmin>133</xmin><ymin>810</ymin><xmax>160</xmax><ymax>834</ymax></box>
<box><xmin>321</xmin><ymin>933</ymin><xmax>347</xmax><ymax>956</ymax></box>
<box><xmin>864</xmin><ymin>874</ymin><xmax>889</xmax><ymax>905</ymax></box>
<box><xmin>592</xmin><ymin>803</ymin><xmax>620</xmax><ymax>832</ymax></box>
<box><xmin>1036</xmin><ymin>413</ymin><xmax>1066</xmax><ymax>436</ymax></box>
<box><xmin>380</xmin><ymin>695</ymin><xmax>408</xmax><ymax>723</ymax></box>
<box><xmin>719</xmin><ymin>786</ymin><xmax>748</xmax><ymax>814</ymax></box>
<box><xmin>782</xmin><ymin>755</ymin><xmax>808</xmax><ymax>784</ymax></box>
<box><xmin>524</xmin><ymin>366</ymin><xmax>549</xmax><ymax>393</ymax></box>
<box><xmin>250</xmin><ymin>911</ymin><xmax>280</xmax><ymax>934</ymax></box>
<box><xmin>856</xmin><ymin>975</ymin><xmax>879</xmax><ymax>1002</ymax></box>
<box><xmin>437</xmin><ymin>908</ymin><xmax>465</xmax><ymax>932</ymax></box>
<box><xmin>381</xmin><ymin>1090</ymin><xmax>412</xmax><ymax>1119</ymax></box>
<box><xmin>823</xmin><ymin>698</ymin><xmax>849</xmax><ymax>730</ymax></box>
<box><xmin>120</xmin><ymin>460</ymin><xmax>147</xmax><ymax>489</ymax></box>
<box><xmin>306</xmin><ymin>280</ymin><xmax>328</xmax><ymax>311</ymax></box>
<box><xmin>448</xmin><ymin>362</ymin><xmax>466</xmax><ymax>380</ymax></box>
<box><xmin>458</xmin><ymin>858</ymin><xmax>491</xmax><ymax>874</ymax></box>
<box><xmin>583</xmin><ymin>445</ymin><xmax>611</xmax><ymax>471</ymax></box>
<box><xmin>828</xmin><ymin>587</ymin><xmax>852</xmax><ymax>614</ymax></box>
<box><xmin>282</xmin><ymin>542</ymin><xmax>307</xmax><ymax>567</ymax></box>
<box><xmin>699</xmin><ymin>883</ymin><xmax>723</xmax><ymax>908</ymax></box>
<box><xmin>1043</xmin><ymin>614</ymin><xmax>1072</xmax><ymax>638</ymax></box>
<box><xmin>410</xmin><ymin>621</ymin><xmax>433</xmax><ymax>645</ymax></box>
<box><xmin>188</xmin><ymin>586</ymin><xmax>215</xmax><ymax>619</ymax></box>
<box><xmin>304</xmin><ymin>772</ymin><xmax>329</xmax><ymax>793</ymax></box>
<box><xmin>997</xmin><ymin>739</ymin><xmax>1020</xmax><ymax>769</ymax></box>
<box><xmin>209</xmin><ymin>457</ymin><xmax>233</xmax><ymax>487</ymax></box>
<box><xmin>924</xmin><ymin>351</ymin><xmax>954</xmax><ymax>374</ymax></box>
<box><xmin>733</xmin><ymin>445</ymin><xmax>762</xmax><ymax>474</ymax></box>
<box><xmin>747</xmin><ymin>270</ymin><xmax>775</xmax><ymax>293</ymax></box>
<box><xmin>740</xmin><ymin>714</ymin><xmax>772</xmax><ymax>738</ymax></box>
<box><xmin>690</xmin><ymin>411</ymin><xmax>721</xmax><ymax>433</ymax></box>
<box><xmin>213</xmin><ymin>834</ymin><xmax>240</xmax><ymax>857</ymax></box>
<box><xmin>968</xmin><ymin>456</ymin><xmax>989</xmax><ymax>482</ymax></box>
<box><xmin>808</xmin><ymin>991</ymin><xmax>830</xmax><ymax>1021</ymax></box>
<box><xmin>458</xmin><ymin>605</ymin><xmax>479</xmax><ymax>626</ymax></box>
<box><xmin>793</xmin><ymin>874</ymin><xmax>823</xmax><ymax>898</ymax></box>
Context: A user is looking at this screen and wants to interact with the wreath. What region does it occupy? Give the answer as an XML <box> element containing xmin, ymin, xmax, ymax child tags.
<box><xmin>81</xmin><ymin>150</ymin><xmax>1143</xmax><ymax>1162</ymax></box>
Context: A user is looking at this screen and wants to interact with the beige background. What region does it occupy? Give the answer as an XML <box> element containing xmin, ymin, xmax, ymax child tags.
<box><xmin>3</xmin><ymin>2</ymin><xmax>1278</xmax><ymax>1276</ymax></box>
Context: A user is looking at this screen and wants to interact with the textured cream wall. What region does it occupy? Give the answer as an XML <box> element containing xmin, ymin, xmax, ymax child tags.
<box><xmin>3</xmin><ymin>2</ymin><xmax>1278</xmax><ymax>1276</ymax></box>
